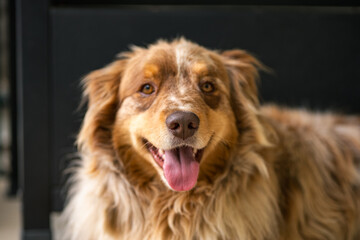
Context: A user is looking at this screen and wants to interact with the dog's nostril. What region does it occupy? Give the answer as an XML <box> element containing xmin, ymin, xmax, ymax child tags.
<box><xmin>188</xmin><ymin>122</ymin><xmax>198</xmax><ymax>130</ymax></box>
<box><xmin>169</xmin><ymin>123</ymin><xmax>180</xmax><ymax>130</ymax></box>
<box><xmin>166</xmin><ymin>111</ymin><xmax>200</xmax><ymax>140</ymax></box>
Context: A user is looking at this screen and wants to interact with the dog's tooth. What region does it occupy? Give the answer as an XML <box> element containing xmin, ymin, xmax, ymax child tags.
<box><xmin>194</xmin><ymin>149</ymin><xmax>198</xmax><ymax>155</ymax></box>
<box><xmin>159</xmin><ymin>149</ymin><xmax>165</xmax><ymax>155</ymax></box>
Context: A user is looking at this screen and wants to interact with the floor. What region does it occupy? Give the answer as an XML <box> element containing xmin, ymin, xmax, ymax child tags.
<box><xmin>0</xmin><ymin>177</ymin><xmax>20</xmax><ymax>240</ymax></box>
<box><xmin>0</xmin><ymin>180</ymin><xmax>62</xmax><ymax>240</ymax></box>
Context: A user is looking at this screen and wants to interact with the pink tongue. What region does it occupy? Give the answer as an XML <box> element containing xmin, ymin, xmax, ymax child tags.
<box><xmin>163</xmin><ymin>146</ymin><xmax>199</xmax><ymax>191</ymax></box>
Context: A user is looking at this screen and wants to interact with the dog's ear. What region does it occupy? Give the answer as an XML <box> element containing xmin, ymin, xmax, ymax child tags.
<box><xmin>222</xmin><ymin>49</ymin><xmax>262</xmax><ymax>107</ymax></box>
<box><xmin>222</xmin><ymin>50</ymin><xmax>272</xmax><ymax>147</ymax></box>
<box><xmin>78</xmin><ymin>59</ymin><xmax>127</xmax><ymax>152</ymax></box>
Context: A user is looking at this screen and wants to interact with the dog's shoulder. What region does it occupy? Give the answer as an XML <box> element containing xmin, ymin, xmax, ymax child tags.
<box><xmin>260</xmin><ymin>104</ymin><xmax>360</xmax><ymax>169</ymax></box>
<box><xmin>259</xmin><ymin>104</ymin><xmax>360</xmax><ymax>239</ymax></box>
<box><xmin>261</xmin><ymin>104</ymin><xmax>360</xmax><ymax>143</ymax></box>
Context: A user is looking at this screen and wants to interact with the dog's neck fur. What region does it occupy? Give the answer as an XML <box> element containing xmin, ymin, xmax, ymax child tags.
<box><xmin>71</xmin><ymin>133</ymin><xmax>281</xmax><ymax>240</ymax></box>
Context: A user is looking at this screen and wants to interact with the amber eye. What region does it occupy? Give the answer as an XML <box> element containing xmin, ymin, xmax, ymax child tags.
<box><xmin>200</xmin><ymin>82</ymin><xmax>215</xmax><ymax>93</ymax></box>
<box><xmin>140</xmin><ymin>83</ymin><xmax>155</xmax><ymax>95</ymax></box>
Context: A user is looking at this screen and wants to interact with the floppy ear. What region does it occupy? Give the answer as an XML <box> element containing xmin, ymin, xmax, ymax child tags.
<box><xmin>77</xmin><ymin>59</ymin><xmax>127</xmax><ymax>153</ymax></box>
<box><xmin>222</xmin><ymin>49</ymin><xmax>262</xmax><ymax>106</ymax></box>
<box><xmin>222</xmin><ymin>50</ymin><xmax>272</xmax><ymax>147</ymax></box>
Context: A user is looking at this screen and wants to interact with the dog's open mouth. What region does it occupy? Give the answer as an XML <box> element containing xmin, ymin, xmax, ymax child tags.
<box><xmin>144</xmin><ymin>139</ymin><xmax>205</xmax><ymax>191</ymax></box>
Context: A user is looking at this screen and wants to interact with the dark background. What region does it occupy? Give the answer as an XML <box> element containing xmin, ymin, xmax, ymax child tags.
<box><xmin>11</xmin><ymin>1</ymin><xmax>360</xmax><ymax>239</ymax></box>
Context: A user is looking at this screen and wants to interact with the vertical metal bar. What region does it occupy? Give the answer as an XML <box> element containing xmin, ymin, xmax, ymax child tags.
<box><xmin>16</xmin><ymin>0</ymin><xmax>51</xmax><ymax>239</ymax></box>
<box><xmin>7</xmin><ymin>0</ymin><xmax>19</xmax><ymax>198</ymax></box>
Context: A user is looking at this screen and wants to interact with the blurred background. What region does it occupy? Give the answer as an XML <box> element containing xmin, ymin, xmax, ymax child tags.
<box><xmin>0</xmin><ymin>1</ymin><xmax>359</xmax><ymax>240</ymax></box>
<box><xmin>0</xmin><ymin>0</ymin><xmax>20</xmax><ymax>239</ymax></box>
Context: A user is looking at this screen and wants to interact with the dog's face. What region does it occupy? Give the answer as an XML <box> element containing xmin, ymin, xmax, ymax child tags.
<box><xmin>116</xmin><ymin>41</ymin><xmax>237</xmax><ymax>191</ymax></box>
<box><xmin>80</xmin><ymin>39</ymin><xmax>267</xmax><ymax>192</ymax></box>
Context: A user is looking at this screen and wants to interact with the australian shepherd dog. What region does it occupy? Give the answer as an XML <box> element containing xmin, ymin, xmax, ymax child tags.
<box><xmin>62</xmin><ymin>38</ymin><xmax>360</xmax><ymax>240</ymax></box>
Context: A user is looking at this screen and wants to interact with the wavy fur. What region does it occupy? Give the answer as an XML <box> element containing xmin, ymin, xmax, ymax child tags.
<box><xmin>61</xmin><ymin>38</ymin><xmax>360</xmax><ymax>240</ymax></box>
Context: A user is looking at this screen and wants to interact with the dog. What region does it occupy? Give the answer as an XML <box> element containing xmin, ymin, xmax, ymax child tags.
<box><xmin>62</xmin><ymin>38</ymin><xmax>360</xmax><ymax>240</ymax></box>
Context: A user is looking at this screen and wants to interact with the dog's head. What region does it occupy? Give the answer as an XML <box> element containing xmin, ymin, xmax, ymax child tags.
<box><xmin>79</xmin><ymin>38</ymin><xmax>270</xmax><ymax>192</ymax></box>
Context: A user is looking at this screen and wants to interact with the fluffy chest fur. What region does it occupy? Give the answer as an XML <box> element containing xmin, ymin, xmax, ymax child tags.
<box><xmin>65</xmin><ymin>149</ymin><xmax>281</xmax><ymax>240</ymax></box>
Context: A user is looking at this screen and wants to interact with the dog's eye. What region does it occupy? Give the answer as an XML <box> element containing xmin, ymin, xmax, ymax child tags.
<box><xmin>140</xmin><ymin>83</ymin><xmax>155</xmax><ymax>95</ymax></box>
<box><xmin>200</xmin><ymin>82</ymin><xmax>215</xmax><ymax>93</ymax></box>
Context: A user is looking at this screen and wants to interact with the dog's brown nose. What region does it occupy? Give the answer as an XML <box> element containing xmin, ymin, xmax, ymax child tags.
<box><xmin>166</xmin><ymin>111</ymin><xmax>200</xmax><ymax>140</ymax></box>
